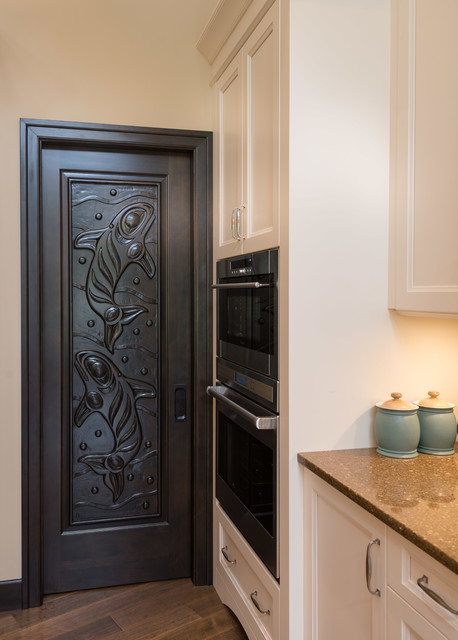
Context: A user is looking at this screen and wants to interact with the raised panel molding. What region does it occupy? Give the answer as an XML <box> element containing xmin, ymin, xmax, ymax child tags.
<box><xmin>245</xmin><ymin>20</ymin><xmax>276</xmax><ymax>241</ymax></box>
<box><xmin>70</xmin><ymin>179</ymin><xmax>159</xmax><ymax>523</ymax></box>
<box><xmin>217</xmin><ymin>55</ymin><xmax>243</xmax><ymax>255</ymax></box>
<box><xmin>390</xmin><ymin>0</ymin><xmax>458</xmax><ymax>315</ymax></box>
<box><xmin>404</xmin><ymin>0</ymin><xmax>458</xmax><ymax>296</ymax></box>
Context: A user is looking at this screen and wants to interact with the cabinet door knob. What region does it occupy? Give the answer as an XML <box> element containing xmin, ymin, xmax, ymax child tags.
<box><xmin>365</xmin><ymin>538</ymin><xmax>381</xmax><ymax>596</ymax></box>
<box><xmin>417</xmin><ymin>575</ymin><xmax>458</xmax><ymax>615</ymax></box>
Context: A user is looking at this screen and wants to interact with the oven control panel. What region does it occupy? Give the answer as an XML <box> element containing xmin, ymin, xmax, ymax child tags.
<box><xmin>217</xmin><ymin>248</ymin><xmax>276</xmax><ymax>280</ymax></box>
<box><xmin>229</xmin><ymin>255</ymin><xmax>253</xmax><ymax>276</ymax></box>
<box><xmin>216</xmin><ymin>358</ymin><xmax>278</xmax><ymax>414</ymax></box>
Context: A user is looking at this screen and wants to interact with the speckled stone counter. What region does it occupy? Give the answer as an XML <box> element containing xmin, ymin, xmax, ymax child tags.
<box><xmin>298</xmin><ymin>444</ymin><xmax>458</xmax><ymax>575</ymax></box>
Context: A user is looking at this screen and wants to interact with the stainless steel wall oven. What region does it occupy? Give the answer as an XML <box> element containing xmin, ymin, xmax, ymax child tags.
<box><xmin>208</xmin><ymin>249</ymin><xmax>279</xmax><ymax>579</ymax></box>
<box><xmin>209</xmin><ymin>384</ymin><xmax>278</xmax><ymax>578</ymax></box>
<box><xmin>215</xmin><ymin>249</ymin><xmax>278</xmax><ymax>380</ymax></box>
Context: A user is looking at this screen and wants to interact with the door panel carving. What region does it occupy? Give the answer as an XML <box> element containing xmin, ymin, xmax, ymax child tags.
<box><xmin>71</xmin><ymin>181</ymin><xmax>159</xmax><ymax>523</ymax></box>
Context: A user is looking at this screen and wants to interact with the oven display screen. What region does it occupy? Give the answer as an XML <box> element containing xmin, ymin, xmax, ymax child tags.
<box><xmin>230</xmin><ymin>256</ymin><xmax>253</xmax><ymax>271</ymax></box>
<box><xmin>234</xmin><ymin>372</ymin><xmax>248</xmax><ymax>387</ymax></box>
<box><xmin>217</xmin><ymin>414</ymin><xmax>274</xmax><ymax>536</ymax></box>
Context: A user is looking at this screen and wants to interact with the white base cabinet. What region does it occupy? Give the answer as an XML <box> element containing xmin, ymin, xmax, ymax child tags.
<box><xmin>302</xmin><ymin>469</ymin><xmax>458</xmax><ymax>640</ymax></box>
<box><xmin>213</xmin><ymin>502</ymin><xmax>280</xmax><ymax>640</ymax></box>
<box><xmin>303</xmin><ymin>471</ymin><xmax>386</xmax><ymax>640</ymax></box>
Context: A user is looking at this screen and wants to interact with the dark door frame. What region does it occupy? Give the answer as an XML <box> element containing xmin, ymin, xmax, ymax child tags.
<box><xmin>20</xmin><ymin>119</ymin><xmax>213</xmax><ymax>608</ymax></box>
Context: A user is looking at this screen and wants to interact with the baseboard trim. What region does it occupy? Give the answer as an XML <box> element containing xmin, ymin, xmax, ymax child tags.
<box><xmin>0</xmin><ymin>579</ymin><xmax>22</xmax><ymax>611</ymax></box>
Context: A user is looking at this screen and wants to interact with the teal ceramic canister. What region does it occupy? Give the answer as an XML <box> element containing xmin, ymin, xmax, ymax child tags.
<box><xmin>414</xmin><ymin>391</ymin><xmax>456</xmax><ymax>455</ymax></box>
<box><xmin>374</xmin><ymin>393</ymin><xmax>420</xmax><ymax>458</ymax></box>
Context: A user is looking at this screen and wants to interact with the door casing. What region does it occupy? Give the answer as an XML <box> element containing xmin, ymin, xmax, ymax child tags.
<box><xmin>20</xmin><ymin>119</ymin><xmax>213</xmax><ymax>608</ymax></box>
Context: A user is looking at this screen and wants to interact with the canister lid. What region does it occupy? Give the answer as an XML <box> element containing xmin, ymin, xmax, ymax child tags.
<box><xmin>376</xmin><ymin>392</ymin><xmax>417</xmax><ymax>411</ymax></box>
<box><xmin>415</xmin><ymin>391</ymin><xmax>455</xmax><ymax>409</ymax></box>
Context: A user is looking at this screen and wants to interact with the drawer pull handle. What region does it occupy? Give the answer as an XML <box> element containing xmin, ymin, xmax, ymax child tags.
<box><xmin>365</xmin><ymin>538</ymin><xmax>381</xmax><ymax>596</ymax></box>
<box><xmin>250</xmin><ymin>591</ymin><xmax>270</xmax><ymax>615</ymax></box>
<box><xmin>221</xmin><ymin>546</ymin><xmax>236</xmax><ymax>565</ymax></box>
<box><xmin>417</xmin><ymin>575</ymin><xmax>458</xmax><ymax>615</ymax></box>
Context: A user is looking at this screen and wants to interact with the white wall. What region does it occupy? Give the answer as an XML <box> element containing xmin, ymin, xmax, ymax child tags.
<box><xmin>289</xmin><ymin>0</ymin><xmax>458</xmax><ymax>457</ymax></box>
<box><xmin>0</xmin><ymin>0</ymin><xmax>216</xmax><ymax>582</ymax></box>
<box><xmin>288</xmin><ymin>0</ymin><xmax>458</xmax><ymax>636</ymax></box>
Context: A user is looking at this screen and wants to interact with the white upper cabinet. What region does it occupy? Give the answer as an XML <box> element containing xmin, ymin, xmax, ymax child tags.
<box><xmin>390</xmin><ymin>0</ymin><xmax>458</xmax><ymax>316</ymax></box>
<box><xmin>213</xmin><ymin>2</ymin><xmax>280</xmax><ymax>259</ymax></box>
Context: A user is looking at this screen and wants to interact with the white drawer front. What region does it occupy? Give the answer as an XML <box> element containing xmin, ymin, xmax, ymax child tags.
<box><xmin>387</xmin><ymin>530</ymin><xmax>458</xmax><ymax>638</ymax></box>
<box><xmin>387</xmin><ymin>588</ymin><xmax>448</xmax><ymax>640</ymax></box>
<box><xmin>215</xmin><ymin>504</ymin><xmax>280</xmax><ymax>640</ymax></box>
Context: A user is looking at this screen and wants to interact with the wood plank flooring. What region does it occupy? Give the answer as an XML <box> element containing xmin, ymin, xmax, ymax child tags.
<box><xmin>0</xmin><ymin>580</ymin><xmax>248</xmax><ymax>640</ymax></box>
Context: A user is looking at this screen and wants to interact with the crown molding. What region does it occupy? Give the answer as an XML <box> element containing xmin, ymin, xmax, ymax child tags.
<box><xmin>197</xmin><ymin>0</ymin><xmax>253</xmax><ymax>64</ymax></box>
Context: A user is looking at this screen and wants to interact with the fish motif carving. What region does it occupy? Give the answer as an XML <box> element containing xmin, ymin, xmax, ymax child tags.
<box><xmin>74</xmin><ymin>203</ymin><xmax>156</xmax><ymax>352</ymax></box>
<box><xmin>74</xmin><ymin>350</ymin><xmax>156</xmax><ymax>502</ymax></box>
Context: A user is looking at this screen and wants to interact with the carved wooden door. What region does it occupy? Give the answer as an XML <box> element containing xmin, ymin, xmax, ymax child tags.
<box><xmin>41</xmin><ymin>146</ymin><xmax>193</xmax><ymax>593</ymax></box>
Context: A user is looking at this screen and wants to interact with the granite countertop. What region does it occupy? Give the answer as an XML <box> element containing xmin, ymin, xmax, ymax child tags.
<box><xmin>298</xmin><ymin>443</ymin><xmax>458</xmax><ymax>575</ymax></box>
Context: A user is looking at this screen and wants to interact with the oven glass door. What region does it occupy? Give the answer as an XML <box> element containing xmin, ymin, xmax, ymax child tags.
<box><xmin>218</xmin><ymin>412</ymin><xmax>274</xmax><ymax>535</ymax></box>
<box><xmin>217</xmin><ymin>275</ymin><xmax>276</xmax><ymax>377</ymax></box>
<box><xmin>215</xmin><ymin>391</ymin><xmax>278</xmax><ymax>578</ymax></box>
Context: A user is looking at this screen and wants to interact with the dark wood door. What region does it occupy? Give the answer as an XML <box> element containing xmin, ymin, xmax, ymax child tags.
<box><xmin>40</xmin><ymin>145</ymin><xmax>193</xmax><ymax>593</ymax></box>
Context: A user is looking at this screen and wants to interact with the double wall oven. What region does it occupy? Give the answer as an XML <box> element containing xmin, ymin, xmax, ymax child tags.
<box><xmin>208</xmin><ymin>249</ymin><xmax>279</xmax><ymax>579</ymax></box>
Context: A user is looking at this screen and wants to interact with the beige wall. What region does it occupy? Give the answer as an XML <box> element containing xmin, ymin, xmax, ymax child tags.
<box><xmin>0</xmin><ymin>0</ymin><xmax>215</xmax><ymax>581</ymax></box>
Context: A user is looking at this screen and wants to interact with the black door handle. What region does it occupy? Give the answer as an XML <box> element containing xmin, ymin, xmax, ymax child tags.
<box><xmin>174</xmin><ymin>385</ymin><xmax>187</xmax><ymax>422</ymax></box>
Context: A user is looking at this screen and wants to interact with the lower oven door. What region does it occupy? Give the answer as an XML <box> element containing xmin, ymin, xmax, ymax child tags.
<box><xmin>207</xmin><ymin>385</ymin><xmax>278</xmax><ymax>579</ymax></box>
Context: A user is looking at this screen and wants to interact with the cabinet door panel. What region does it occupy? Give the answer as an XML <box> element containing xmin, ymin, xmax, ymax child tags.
<box><xmin>390</xmin><ymin>0</ymin><xmax>458</xmax><ymax>315</ymax></box>
<box><xmin>413</xmin><ymin>0</ymin><xmax>458</xmax><ymax>288</ymax></box>
<box><xmin>304</xmin><ymin>472</ymin><xmax>386</xmax><ymax>640</ymax></box>
<box><xmin>315</xmin><ymin>496</ymin><xmax>383</xmax><ymax>639</ymax></box>
<box><xmin>216</xmin><ymin>52</ymin><xmax>243</xmax><ymax>258</ymax></box>
<box><xmin>243</xmin><ymin>4</ymin><xmax>279</xmax><ymax>253</ymax></box>
<box><xmin>246</xmin><ymin>26</ymin><xmax>274</xmax><ymax>236</ymax></box>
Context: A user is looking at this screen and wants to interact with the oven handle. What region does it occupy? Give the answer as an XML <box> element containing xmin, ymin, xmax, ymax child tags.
<box><xmin>211</xmin><ymin>282</ymin><xmax>271</xmax><ymax>289</ymax></box>
<box><xmin>207</xmin><ymin>385</ymin><xmax>278</xmax><ymax>430</ymax></box>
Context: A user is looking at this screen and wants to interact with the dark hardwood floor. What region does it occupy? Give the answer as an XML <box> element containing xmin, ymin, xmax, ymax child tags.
<box><xmin>0</xmin><ymin>580</ymin><xmax>248</xmax><ymax>639</ymax></box>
